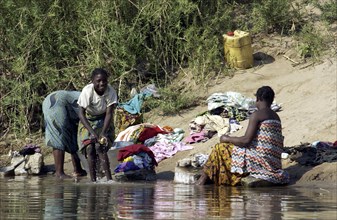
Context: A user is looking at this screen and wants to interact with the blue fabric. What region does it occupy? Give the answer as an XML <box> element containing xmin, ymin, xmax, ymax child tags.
<box><xmin>118</xmin><ymin>92</ymin><xmax>150</xmax><ymax>114</ymax></box>
<box><xmin>42</xmin><ymin>90</ymin><xmax>81</xmax><ymax>153</ymax></box>
<box><xmin>114</xmin><ymin>161</ymin><xmax>140</xmax><ymax>173</ymax></box>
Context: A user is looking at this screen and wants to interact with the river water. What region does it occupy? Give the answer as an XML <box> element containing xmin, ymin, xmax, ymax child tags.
<box><xmin>0</xmin><ymin>176</ymin><xmax>336</xmax><ymax>220</ymax></box>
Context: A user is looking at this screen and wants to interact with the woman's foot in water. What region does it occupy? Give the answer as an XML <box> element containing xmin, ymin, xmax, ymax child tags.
<box><xmin>196</xmin><ymin>172</ymin><xmax>208</xmax><ymax>185</ymax></box>
<box><xmin>72</xmin><ymin>170</ymin><xmax>87</xmax><ymax>177</ymax></box>
<box><xmin>241</xmin><ymin>175</ymin><xmax>275</xmax><ymax>187</ymax></box>
<box><xmin>55</xmin><ymin>172</ymin><xmax>72</xmax><ymax>179</ymax></box>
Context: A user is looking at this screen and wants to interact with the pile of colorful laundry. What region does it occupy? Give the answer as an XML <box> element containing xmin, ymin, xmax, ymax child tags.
<box><xmin>114</xmin><ymin>84</ymin><xmax>160</xmax><ymax>136</ymax></box>
<box><xmin>114</xmin><ymin>144</ymin><xmax>157</xmax><ymax>173</ymax></box>
<box><xmin>184</xmin><ymin>91</ymin><xmax>282</xmax><ymax>144</ymax></box>
<box><xmin>112</xmin><ymin>123</ymin><xmax>193</xmax><ymax>174</ymax></box>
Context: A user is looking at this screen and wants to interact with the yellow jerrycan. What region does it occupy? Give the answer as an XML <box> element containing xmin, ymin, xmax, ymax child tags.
<box><xmin>223</xmin><ymin>30</ymin><xmax>253</xmax><ymax>69</ymax></box>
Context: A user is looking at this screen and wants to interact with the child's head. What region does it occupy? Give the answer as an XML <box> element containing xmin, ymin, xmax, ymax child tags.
<box><xmin>91</xmin><ymin>68</ymin><xmax>109</xmax><ymax>95</ymax></box>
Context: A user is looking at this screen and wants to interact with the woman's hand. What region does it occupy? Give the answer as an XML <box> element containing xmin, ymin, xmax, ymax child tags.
<box><xmin>90</xmin><ymin>133</ymin><xmax>99</xmax><ymax>142</ymax></box>
<box><xmin>99</xmin><ymin>134</ymin><xmax>108</xmax><ymax>146</ymax></box>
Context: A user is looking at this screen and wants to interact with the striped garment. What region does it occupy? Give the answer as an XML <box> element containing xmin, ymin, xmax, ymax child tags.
<box><xmin>231</xmin><ymin>120</ymin><xmax>289</xmax><ymax>184</ymax></box>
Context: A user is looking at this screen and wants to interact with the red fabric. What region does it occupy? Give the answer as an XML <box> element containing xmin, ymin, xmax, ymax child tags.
<box><xmin>138</xmin><ymin>126</ymin><xmax>168</xmax><ymax>143</ymax></box>
<box><xmin>82</xmin><ymin>139</ymin><xmax>93</xmax><ymax>147</ymax></box>
<box><xmin>117</xmin><ymin>144</ymin><xmax>158</xmax><ymax>166</ymax></box>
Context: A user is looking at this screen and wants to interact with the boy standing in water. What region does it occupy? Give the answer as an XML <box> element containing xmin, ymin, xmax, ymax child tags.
<box><xmin>77</xmin><ymin>68</ymin><xmax>118</xmax><ymax>182</ymax></box>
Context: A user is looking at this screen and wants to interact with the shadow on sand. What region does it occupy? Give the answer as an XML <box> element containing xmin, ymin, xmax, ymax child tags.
<box><xmin>253</xmin><ymin>52</ymin><xmax>275</xmax><ymax>66</ymax></box>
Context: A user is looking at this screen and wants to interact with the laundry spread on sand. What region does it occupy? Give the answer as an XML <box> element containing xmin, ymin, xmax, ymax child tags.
<box><xmin>285</xmin><ymin>141</ymin><xmax>337</xmax><ymax>166</ymax></box>
<box><xmin>112</xmin><ymin>122</ymin><xmax>193</xmax><ymax>170</ymax></box>
<box><xmin>207</xmin><ymin>91</ymin><xmax>282</xmax><ymax>120</ymax></box>
<box><xmin>3</xmin><ymin>87</ymin><xmax>288</xmax><ymax>181</ymax></box>
<box><xmin>118</xmin><ymin>84</ymin><xmax>160</xmax><ymax>114</ymax></box>
<box><xmin>112</xmin><ymin>90</ymin><xmax>285</xmax><ymax>175</ymax></box>
<box><xmin>183</xmin><ymin>91</ymin><xmax>283</xmax><ymax>145</ymax></box>
<box><xmin>149</xmin><ymin>141</ymin><xmax>194</xmax><ymax>163</ymax></box>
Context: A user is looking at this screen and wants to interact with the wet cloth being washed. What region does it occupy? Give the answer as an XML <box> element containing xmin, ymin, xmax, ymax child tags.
<box><xmin>231</xmin><ymin>120</ymin><xmax>289</xmax><ymax>184</ymax></box>
<box><xmin>77</xmin><ymin>113</ymin><xmax>115</xmax><ymax>152</ymax></box>
<box><xmin>42</xmin><ymin>91</ymin><xmax>81</xmax><ymax>153</ymax></box>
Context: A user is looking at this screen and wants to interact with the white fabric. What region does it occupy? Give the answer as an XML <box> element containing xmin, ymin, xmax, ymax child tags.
<box><xmin>229</xmin><ymin>122</ymin><xmax>243</xmax><ymax>133</ymax></box>
<box><xmin>132</xmin><ymin>155</ymin><xmax>144</xmax><ymax>169</ymax></box>
<box><xmin>77</xmin><ymin>83</ymin><xmax>117</xmax><ymax>115</ymax></box>
<box><xmin>191</xmin><ymin>153</ymin><xmax>209</xmax><ymax>167</ymax></box>
<box><xmin>207</xmin><ymin>91</ymin><xmax>255</xmax><ymax>111</ymax></box>
<box><xmin>115</xmin><ymin>124</ymin><xmax>143</xmax><ymax>142</ymax></box>
<box><xmin>192</xmin><ymin>114</ymin><xmax>230</xmax><ymax>136</ymax></box>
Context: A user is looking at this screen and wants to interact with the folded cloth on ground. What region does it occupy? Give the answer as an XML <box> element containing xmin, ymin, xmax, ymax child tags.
<box><xmin>114</xmin><ymin>161</ymin><xmax>140</xmax><ymax>173</ymax></box>
<box><xmin>190</xmin><ymin>114</ymin><xmax>230</xmax><ymax>136</ymax></box>
<box><xmin>117</xmin><ymin>144</ymin><xmax>158</xmax><ymax>166</ymax></box>
<box><xmin>115</xmin><ymin>123</ymin><xmax>157</xmax><ymax>142</ymax></box>
<box><xmin>207</xmin><ymin>91</ymin><xmax>255</xmax><ymax>111</ymax></box>
<box><xmin>19</xmin><ymin>144</ymin><xmax>41</xmax><ymax>156</ymax></box>
<box><xmin>149</xmin><ymin>141</ymin><xmax>193</xmax><ymax>163</ymax></box>
<box><xmin>184</xmin><ymin>130</ymin><xmax>208</xmax><ymax>144</ymax></box>
<box><xmin>138</xmin><ymin>126</ymin><xmax>168</xmax><ymax>143</ymax></box>
<box><xmin>286</xmin><ymin>141</ymin><xmax>337</xmax><ymax>165</ymax></box>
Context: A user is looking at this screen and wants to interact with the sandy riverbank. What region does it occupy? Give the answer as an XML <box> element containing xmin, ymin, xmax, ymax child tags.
<box><xmin>54</xmin><ymin>55</ymin><xmax>337</xmax><ymax>188</ymax></box>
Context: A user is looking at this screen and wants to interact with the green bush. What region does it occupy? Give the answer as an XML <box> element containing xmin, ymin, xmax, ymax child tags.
<box><xmin>144</xmin><ymin>87</ymin><xmax>199</xmax><ymax>115</ymax></box>
<box><xmin>0</xmin><ymin>0</ymin><xmax>301</xmax><ymax>136</ymax></box>
<box><xmin>297</xmin><ymin>24</ymin><xmax>324</xmax><ymax>58</ymax></box>
<box><xmin>250</xmin><ymin>0</ymin><xmax>293</xmax><ymax>34</ymax></box>
<box><xmin>0</xmin><ymin>0</ymin><xmax>230</xmax><ymax>136</ymax></box>
<box><xmin>317</xmin><ymin>0</ymin><xmax>337</xmax><ymax>24</ymax></box>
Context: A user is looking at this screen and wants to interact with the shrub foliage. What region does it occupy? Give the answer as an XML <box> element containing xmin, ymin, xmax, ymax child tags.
<box><xmin>0</xmin><ymin>0</ymin><xmax>320</xmax><ymax>136</ymax></box>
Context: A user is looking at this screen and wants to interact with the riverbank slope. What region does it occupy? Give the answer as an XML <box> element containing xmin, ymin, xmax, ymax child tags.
<box><xmin>57</xmin><ymin>54</ymin><xmax>337</xmax><ymax>188</ymax></box>
<box><xmin>146</xmin><ymin>55</ymin><xmax>337</xmax><ymax>188</ymax></box>
<box><xmin>1</xmin><ymin>42</ymin><xmax>336</xmax><ymax>189</ymax></box>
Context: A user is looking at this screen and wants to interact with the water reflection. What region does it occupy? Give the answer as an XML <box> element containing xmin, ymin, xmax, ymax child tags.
<box><xmin>44</xmin><ymin>180</ymin><xmax>79</xmax><ymax>219</ymax></box>
<box><xmin>0</xmin><ymin>176</ymin><xmax>336</xmax><ymax>220</ymax></box>
<box><xmin>114</xmin><ymin>184</ymin><xmax>155</xmax><ymax>219</ymax></box>
<box><xmin>152</xmin><ymin>182</ymin><xmax>207</xmax><ymax>219</ymax></box>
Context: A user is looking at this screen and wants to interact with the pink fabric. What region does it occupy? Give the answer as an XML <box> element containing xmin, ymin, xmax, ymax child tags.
<box><xmin>149</xmin><ymin>141</ymin><xmax>193</xmax><ymax>163</ymax></box>
<box><xmin>184</xmin><ymin>130</ymin><xmax>208</xmax><ymax>144</ymax></box>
